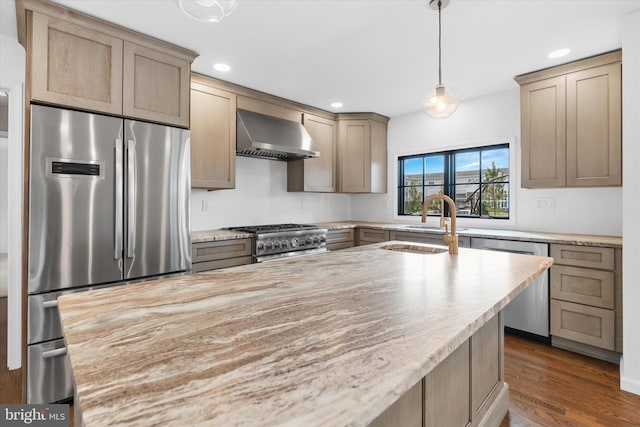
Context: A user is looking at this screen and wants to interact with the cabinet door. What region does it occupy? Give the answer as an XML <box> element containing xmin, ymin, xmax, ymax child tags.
<box><xmin>520</xmin><ymin>76</ymin><xmax>566</xmax><ymax>188</ymax></box>
<box><xmin>339</xmin><ymin>119</ymin><xmax>371</xmax><ymax>192</ymax></box>
<box><xmin>123</xmin><ymin>42</ymin><xmax>190</xmax><ymax>127</ymax></box>
<box><xmin>31</xmin><ymin>12</ymin><xmax>123</xmax><ymax>115</ymax></box>
<box><xmin>190</xmin><ymin>82</ymin><xmax>237</xmax><ymax>189</ymax></box>
<box><xmin>471</xmin><ymin>314</ymin><xmax>501</xmax><ymax>419</ymax></box>
<box><xmin>370</xmin><ymin>120</ymin><xmax>388</xmax><ymax>193</ymax></box>
<box><xmin>288</xmin><ymin>114</ymin><xmax>337</xmax><ymax>192</ymax></box>
<box><xmin>566</xmin><ymin>63</ymin><xmax>622</xmax><ymax>187</ymax></box>
<box><xmin>424</xmin><ymin>340</ymin><xmax>470</xmax><ymax>427</ymax></box>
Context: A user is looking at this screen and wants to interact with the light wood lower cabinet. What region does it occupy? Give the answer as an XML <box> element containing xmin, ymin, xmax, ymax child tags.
<box><xmin>550</xmin><ymin>244</ymin><xmax>622</xmax><ymax>358</ymax></box>
<box><xmin>326</xmin><ymin>229</ymin><xmax>355</xmax><ymax>251</ymax></box>
<box><xmin>357</xmin><ymin>228</ymin><xmax>390</xmax><ymax>246</ymax></box>
<box><xmin>192</xmin><ymin>239</ymin><xmax>252</xmax><ymax>273</ymax></box>
<box><xmin>190</xmin><ymin>76</ymin><xmax>237</xmax><ymax>190</ymax></box>
<box><xmin>370</xmin><ymin>313</ymin><xmax>506</xmax><ymax>427</ymax></box>
<box><xmin>424</xmin><ymin>340</ymin><xmax>470</xmax><ymax>427</ymax></box>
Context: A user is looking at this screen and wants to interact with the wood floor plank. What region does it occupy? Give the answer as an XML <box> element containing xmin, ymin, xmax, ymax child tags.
<box><xmin>502</xmin><ymin>333</ymin><xmax>640</xmax><ymax>427</ymax></box>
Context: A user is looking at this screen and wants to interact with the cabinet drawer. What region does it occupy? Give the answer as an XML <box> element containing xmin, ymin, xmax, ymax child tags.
<box><xmin>550</xmin><ymin>299</ymin><xmax>614</xmax><ymax>350</ymax></box>
<box><xmin>551</xmin><ymin>265</ymin><xmax>614</xmax><ymax>309</ymax></box>
<box><xmin>326</xmin><ymin>229</ymin><xmax>355</xmax><ymax>244</ymax></box>
<box><xmin>550</xmin><ymin>244</ymin><xmax>614</xmax><ymax>270</ymax></box>
<box><xmin>327</xmin><ymin>241</ymin><xmax>355</xmax><ymax>251</ymax></box>
<box><xmin>357</xmin><ymin>228</ymin><xmax>389</xmax><ymax>244</ymax></box>
<box><xmin>192</xmin><ymin>239</ymin><xmax>252</xmax><ymax>263</ymax></box>
<box><xmin>192</xmin><ymin>256</ymin><xmax>252</xmax><ymax>273</ymax></box>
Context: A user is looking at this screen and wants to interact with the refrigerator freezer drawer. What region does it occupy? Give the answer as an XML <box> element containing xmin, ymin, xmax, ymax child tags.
<box><xmin>27</xmin><ymin>339</ymin><xmax>73</xmax><ymax>404</ymax></box>
<box><xmin>28</xmin><ymin>293</ymin><xmax>65</xmax><ymax>345</ymax></box>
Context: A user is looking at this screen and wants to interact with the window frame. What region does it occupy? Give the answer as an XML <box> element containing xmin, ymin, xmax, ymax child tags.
<box><xmin>397</xmin><ymin>143</ymin><xmax>511</xmax><ymax>220</ymax></box>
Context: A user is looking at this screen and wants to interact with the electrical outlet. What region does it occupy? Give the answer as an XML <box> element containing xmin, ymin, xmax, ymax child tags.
<box><xmin>535</xmin><ymin>197</ymin><xmax>556</xmax><ymax>210</ymax></box>
<box><xmin>202</xmin><ymin>199</ymin><xmax>214</xmax><ymax>213</ymax></box>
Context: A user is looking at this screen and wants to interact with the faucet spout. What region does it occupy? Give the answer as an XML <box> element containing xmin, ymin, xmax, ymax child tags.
<box><xmin>422</xmin><ymin>194</ymin><xmax>459</xmax><ymax>255</ymax></box>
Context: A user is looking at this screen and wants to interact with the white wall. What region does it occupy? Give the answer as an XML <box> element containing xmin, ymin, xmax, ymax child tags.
<box><xmin>621</xmin><ymin>7</ymin><xmax>640</xmax><ymax>396</ymax></box>
<box><xmin>191</xmin><ymin>156</ymin><xmax>351</xmax><ymax>231</ymax></box>
<box><xmin>351</xmin><ymin>88</ymin><xmax>623</xmax><ymax>236</ymax></box>
<box><xmin>0</xmin><ymin>34</ymin><xmax>25</xmax><ymax>369</ymax></box>
<box><xmin>0</xmin><ymin>137</ymin><xmax>7</xmax><ymax>254</ymax></box>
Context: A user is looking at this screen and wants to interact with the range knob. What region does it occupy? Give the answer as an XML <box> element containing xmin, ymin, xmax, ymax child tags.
<box><xmin>313</xmin><ymin>236</ymin><xmax>320</xmax><ymax>243</ymax></box>
<box><xmin>305</xmin><ymin>237</ymin><xmax>313</xmax><ymax>245</ymax></box>
<box><xmin>257</xmin><ymin>242</ymin><xmax>265</xmax><ymax>250</ymax></box>
<box><xmin>281</xmin><ymin>240</ymin><xmax>289</xmax><ymax>247</ymax></box>
<box><xmin>273</xmin><ymin>241</ymin><xmax>281</xmax><ymax>249</ymax></box>
<box><xmin>265</xmin><ymin>241</ymin><xmax>273</xmax><ymax>249</ymax></box>
<box><xmin>291</xmin><ymin>238</ymin><xmax>299</xmax><ymax>248</ymax></box>
<box><xmin>320</xmin><ymin>235</ymin><xmax>326</xmax><ymax>242</ymax></box>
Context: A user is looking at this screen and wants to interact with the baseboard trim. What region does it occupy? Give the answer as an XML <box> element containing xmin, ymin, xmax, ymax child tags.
<box><xmin>478</xmin><ymin>382</ymin><xmax>509</xmax><ymax>427</ymax></box>
<box><xmin>551</xmin><ymin>336</ymin><xmax>620</xmax><ymax>364</ymax></box>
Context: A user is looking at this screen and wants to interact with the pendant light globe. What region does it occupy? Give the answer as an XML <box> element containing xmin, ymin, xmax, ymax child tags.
<box><xmin>176</xmin><ymin>0</ymin><xmax>238</xmax><ymax>23</ymax></box>
<box><xmin>423</xmin><ymin>0</ymin><xmax>459</xmax><ymax>119</ymax></box>
<box><xmin>424</xmin><ymin>84</ymin><xmax>459</xmax><ymax>119</ymax></box>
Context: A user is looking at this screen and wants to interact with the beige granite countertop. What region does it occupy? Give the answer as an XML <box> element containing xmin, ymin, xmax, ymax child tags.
<box><xmin>191</xmin><ymin>222</ymin><xmax>621</xmax><ymax>248</ymax></box>
<box><xmin>58</xmin><ymin>242</ymin><xmax>552</xmax><ymax>427</ymax></box>
<box><xmin>313</xmin><ymin>221</ymin><xmax>622</xmax><ymax>248</ymax></box>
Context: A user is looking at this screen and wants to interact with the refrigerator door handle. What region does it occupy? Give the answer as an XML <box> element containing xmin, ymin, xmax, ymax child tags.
<box><xmin>127</xmin><ymin>140</ymin><xmax>136</xmax><ymax>259</ymax></box>
<box><xmin>115</xmin><ymin>140</ymin><xmax>123</xmax><ymax>260</ymax></box>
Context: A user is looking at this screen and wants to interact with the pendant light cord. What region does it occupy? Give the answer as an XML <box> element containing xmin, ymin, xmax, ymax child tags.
<box><xmin>438</xmin><ymin>0</ymin><xmax>442</xmax><ymax>85</ymax></box>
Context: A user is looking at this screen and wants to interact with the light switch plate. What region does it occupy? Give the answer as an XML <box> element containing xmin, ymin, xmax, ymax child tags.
<box><xmin>202</xmin><ymin>199</ymin><xmax>214</xmax><ymax>213</ymax></box>
<box><xmin>535</xmin><ymin>197</ymin><xmax>556</xmax><ymax>210</ymax></box>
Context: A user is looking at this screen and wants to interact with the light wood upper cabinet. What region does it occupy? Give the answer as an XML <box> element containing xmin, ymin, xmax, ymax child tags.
<box><xmin>566</xmin><ymin>63</ymin><xmax>622</xmax><ymax>186</ymax></box>
<box><xmin>520</xmin><ymin>76</ymin><xmax>566</xmax><ymax>188</ymax></box>
<box><xmin>287</xmin><ymin>113</ymin><xmax>337</xmax><ymax>192</ymax></box>
<box><xmin>337</xmin><ymin>114</ymin><xmax>388</xmax><ymax>193</ymax></box>
<box><xmin>30</xmin><ymin>12</ymin><xmax>123</xmax><ymax>115</ymax></box>
<box><xmin>123</xmin><ymin>42</ymin><xmax>190</xmax><ymax>128</ymax></box>
<box><xmin>190</xmin><ymin>77</ymin><xmax>237</xmax><ymax>190</ymax></box>
<box><xmin>18</xmin><ymin>0</ymin><xmax>197</xmax><ymax>127</ymax></box>
<box><xmin>516</xmin><ymin>50</ymin><xmax>621</xmax><ymax>188</ymax></box>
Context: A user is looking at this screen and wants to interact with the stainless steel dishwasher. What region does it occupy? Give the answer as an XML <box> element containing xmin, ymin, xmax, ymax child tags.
<box><xmin>470</xmin><ymin>238</ymin><xmax>549</xmax><ymax>338</ymax></box>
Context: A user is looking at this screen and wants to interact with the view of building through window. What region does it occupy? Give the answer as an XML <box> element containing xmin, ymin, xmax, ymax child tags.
<box><xmin>398</xmin><ymin>144</ymin><xmax>509</xmax><ymax>218</ymax></box>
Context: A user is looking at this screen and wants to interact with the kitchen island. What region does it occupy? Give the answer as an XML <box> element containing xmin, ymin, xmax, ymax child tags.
<box><xmin>58</xmin><ymin>242</ymin><xmax>553</xmax><ymax>426</ymax></box>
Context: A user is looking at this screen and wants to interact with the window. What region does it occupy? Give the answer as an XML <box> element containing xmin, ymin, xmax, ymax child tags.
<box><xmin>398</xmin><ymin>144</ymin><xmax>509</xmax><ymax>219</ymax></box>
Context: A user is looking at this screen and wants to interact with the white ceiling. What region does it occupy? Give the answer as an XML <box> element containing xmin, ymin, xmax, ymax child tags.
<box><xmin>1</xmin><ymin>0</ymin><xmax>639</xmax><ymax>117</ymax></box>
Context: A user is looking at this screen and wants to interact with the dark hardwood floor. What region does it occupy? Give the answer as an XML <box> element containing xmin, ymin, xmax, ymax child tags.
<box><xmin>2</xmin><ymin>297</ymin><xmax>639</xmax><ymax>425</ymax></box>
<box><xmin>501</xmin><ymin>333</ymin><xmax>640</xmax><ymax>426</ymax></box>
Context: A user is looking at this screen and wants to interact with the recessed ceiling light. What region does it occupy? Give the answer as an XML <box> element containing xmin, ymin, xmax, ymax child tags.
<box><xmin>548</xmin><ymin>48</ymin><xmax>570</xmax><ymax>59</ymax></box>
<box><xmin>213</xmin><ymin>63</ymin><xmax>231</xmax><ymax>72</ymax></box>
<box><xmin>331</xmin><ymin>102</ymin><xmax>343</xmax><ymax>109</ymax></box>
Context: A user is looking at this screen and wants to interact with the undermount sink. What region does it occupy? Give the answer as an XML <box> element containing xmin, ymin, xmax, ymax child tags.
<box><xmin>379</xmin><ymin>243</ymin><xmax>448</xmax><ymax>255</ymax></box>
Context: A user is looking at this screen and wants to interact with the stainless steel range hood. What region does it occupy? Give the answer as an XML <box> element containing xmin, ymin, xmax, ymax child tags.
<box><xmin>236</xmin><ymin>109</ymin><xmax>320</xmax><ymax>161</ymax></box>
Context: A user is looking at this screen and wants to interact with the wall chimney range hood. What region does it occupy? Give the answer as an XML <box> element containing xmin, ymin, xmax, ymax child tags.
<box><xmin>236</xmin><ymin>109</ymin><xmax>320</xmax><ymax>161</ymax></box>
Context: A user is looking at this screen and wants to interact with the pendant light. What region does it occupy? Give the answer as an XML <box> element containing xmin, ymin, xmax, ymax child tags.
<box><xmin>423</xmin><ymin>0</ymin><xmax>459</xmax><ymax>119</ymax></box>
<box><xmin>176</xmin><ymin>0</ymin><xmax>238</xmax><ymax>23</ymax></box>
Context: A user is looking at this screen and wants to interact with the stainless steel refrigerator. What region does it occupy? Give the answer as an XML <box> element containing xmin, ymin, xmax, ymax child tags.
<box><xmin>27</xmin><ymin>104</ymin><xmax>191</xmax><ymax>403</ymax></box>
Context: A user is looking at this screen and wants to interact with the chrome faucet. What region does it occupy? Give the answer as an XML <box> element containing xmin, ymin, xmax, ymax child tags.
<box><xmin>422</xmin><ymin>194</ymin><xmax>459</xmax><ymax>255</ymax></box>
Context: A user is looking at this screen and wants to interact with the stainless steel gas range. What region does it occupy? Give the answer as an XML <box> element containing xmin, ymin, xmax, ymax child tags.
<box><xmin>228</xmin><ymin>224</ymin><xmax>327</xmax><ymax>262</ymax></box>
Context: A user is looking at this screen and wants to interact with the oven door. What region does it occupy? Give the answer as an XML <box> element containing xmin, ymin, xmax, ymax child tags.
<box><xmin>255</xmin><ymin>247</ymin><xmax>327</xmax><ymax>263</ymax></box>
